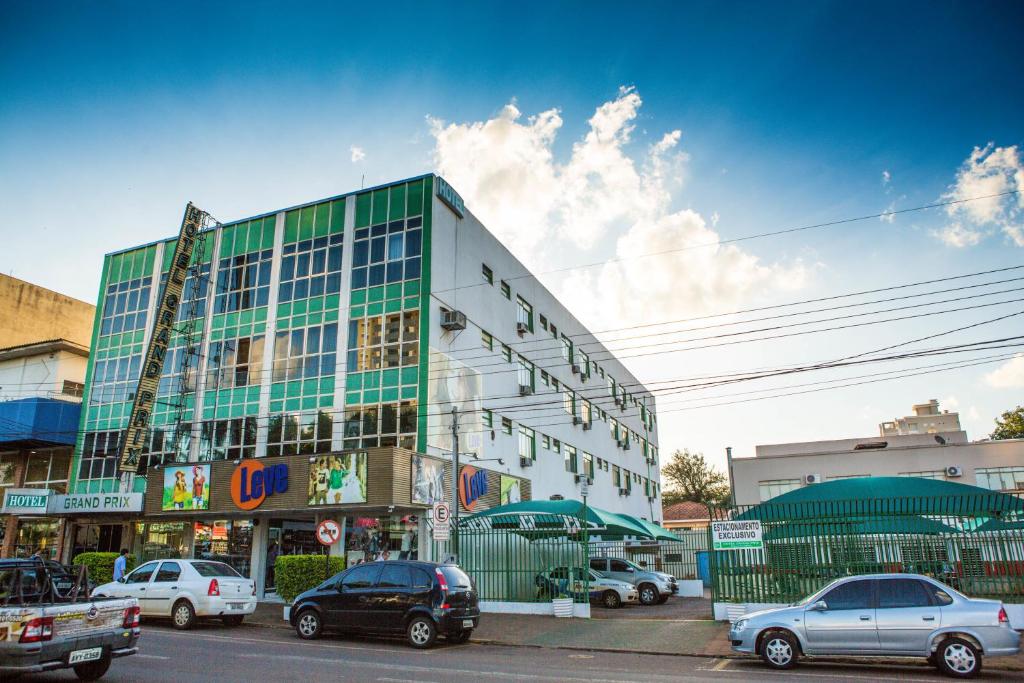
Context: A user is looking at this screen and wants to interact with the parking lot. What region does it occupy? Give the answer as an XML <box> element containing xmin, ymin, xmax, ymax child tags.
<box><xmin>592</xmin><ymin>595</ymin><xmax>713</xmax><ymax>620</ymax></box>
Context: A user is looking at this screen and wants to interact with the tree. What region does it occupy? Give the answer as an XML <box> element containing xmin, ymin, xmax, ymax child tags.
<box><xmin>991</xmin><ymin>406</ymin><xmax>1024</xmax><ymax>440</ymax></box>
<box><xmin>661</xmin><ymin>448</ymin><xmax>731</xmax><ymax>507</ymax></box>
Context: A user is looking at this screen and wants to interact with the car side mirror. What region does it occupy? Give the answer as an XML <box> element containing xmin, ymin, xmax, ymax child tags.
<box><xmin>627</xmin><ymin>567</ymin><xmax>635</xmax><ymax>572</ymax></box>
<box><xmin>810</xmin><ymin>600</ymin><xmax>828</xmax><ymax>611</ymax></box>
<box><xmin>336</xmin><ymin>583</ymin><xmax>346</xmax><ymax>592</ymax></box>
<box><xmin>119</xmin><ymin>577</ymin><xmax>127</xmax><ymax>583</ymax></box>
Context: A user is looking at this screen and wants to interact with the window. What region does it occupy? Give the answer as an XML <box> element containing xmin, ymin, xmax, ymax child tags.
<box><xmin>154</xmin><ymin>561</ymin><xmax>181</xmax><ymax>583</ymax></box>
<box><xmin>78</xmin><ymin>430</ymin><xmax>122</xmax><ymax>481</ymax></box>
<box><xmin>517</xmin><ymin>356</ymin><xmax>535</xmax><ymax>390</ymax></box>
<box><xmin>341</xmin><ymin>401</ymin><xmax>416</xmax><ymax>450</ymax></box>
<box><xmin>898</xmin><ymin>470</ymin><xmax>945</xmax><ymax>480</ymax></box>
<box><xmin>61</xmin><ymin>380</ymin><xmax>84</xmax><ymax>397</ymax></box>
<box><xmin>501</xmin><ymin>416</ymin><xmax>513</xmax><ymax>435</ymax></box>
<box><xmin>351</xmin><ymin>216</ymin><xmax>421</xmax><ymax>288</ymax></box>
<box><xmin>822</xmin><ymin>580</ymin><xmax>874</xmax><ymax>610</ymax></box>
<box><xmin>125</xmin><ymin>562</ymin><xmax>157</xmax><ymax>584</ymax></box>
<box><xmin>590</xmin><ymin>558</ymin><xmax>607</xmax><ymax>572</ymax></box>
<box><xmin>501</xmin><ymin>344</ymin><xmax>512</xmax><ymax>363</ymax></box>
<box><xmin>0</xmin><ymin>453</ymin><xmax>17</xmax><ymax>488</ymax></box>
<box><xmin>562</xmin><ymin>388</ymin><xmax>575</xmax><ymax>417</ymax></box>
<box><xmin>564</xmin><ymin>444</ymin><xmax>578</xmax><ymax>474</ymax></box>
<box><xmin>551</xmin><ymin>438</ymin><xmax>560</xmax><ymax>454</ymax></box>
<box><xmin>207</xmin><ymin>335</ymin><xmax>265</xmax><ymax>389</ymax></box>
<box><xmin>346</xmin><ymin>312</ymin><xmax>417</xmax><ymax>372</ymax></box>
<box><xmin>577</xmin><ymin>350</ymin><xmax>590</xmax><ymax>378</ymax></box>
<box><xmin>89</xmin><ymin>353</ymin><xmax>142</xmax><ymax>405</ymax></box>
<box><xmin>612</xmin><ymin>465</ymin><xmax>621</xmax><ymax>488</ymax></box>
<box><xmin>758</xmin><ymin>478</ymin><xmax>802</xmax><ymax>502</ymax></box>
<box><xmin>516</xmin><ymin>296</ymin><xmax>534</xmax><ymax>332</ymax></box>
<box><xmin>561</xmin><ymin>335</ymin><xmax>573</xmax><ymax>363</ymax></box>
<box><xmin>215</xmin><ymin>249</ymin><xmax>272</xmax><ymax>313</ymax></box>
<box><xmin>199</xmin><ymin>417</ymin><xmax>258</xmax><ymax>460</ymax></box>
<box><xmin>276</xmin><ymin>323</ymin><xmax>339</xmax><ymax>381</ymax></box>
<box><xmin>481</xmin><ymin>330</ymin><xmax>493</xmax><ymax>350</ymax></box>
<box><xmin>549</xmin><ymin>323</ymin><xmax>557</xmax><ymax>338</ymax></box>
<box><xmin>23</xmin><ymin>451</ymin><xmax>71</xmax><ymax>493</ymax></box>
<box><xmin>878</xmin><ymin>579</ymin><xmax>933</xmax><ymax>609</ymax></box>
<box><xmin>609</xmin><ymin>559</ymin><xmax>630</xmax><ymax>572</ymax></box>
<box><xmin>539</xmin><ymin>314</ymin><xmax>548</xmax><ymax>330</ymax></box>
<box><xmin>378</xmin><ymin>565</ymin><xmax>411</xmax><ymax>588</ymax></box>
<box><xmin>540</xmin><ymin>370</ymin><xmax>550</xmax><ymax>387</ymax></box>
<box><xmin>411</xmin><ymin>567</ymin><xmax>432</xmax><ymax>588</ymax></box>
<box><xmin>267</xmin><ymin>409</ymin><xmax>333</xmax><ymax>456</ymax></box>
<box><xmin>541</xmin><ymin>434</ymin><xmax>551</xmax><ymax>450</ymax></box>
<box><xmin>191</xmin><ymin>561</ymin><xmax>242</xmax><ymax>577</ymax></box>
<box><xmin>500</xmin><ymin>280</ymin><xmax>511</xmax><ymax>299</ymax></box>
<box><xmin>279</xmin><ymin>235</ymin><xmax>343</xmax><ymax>303</ymax></box>
<box><xmin>482</xmin><ymin>264</ymin><xmax>493</xmax><ymax>285</ymax></box>
<box><xmin>342</xmin><ymin>564</ymin><xmax>381</xmax><ymax>589</ymax></box>
<box><xmin>583</xmin><ymin>452</ymin><xmax>594</xmax><ymax>478</ymax></box>
<box><xmin>483</xmin><ymin>409</ymin><xmax>493</xmax><ymax>429</ymax></box>
<box><xmin>518</xmin><ymin>426</ymin><xmax>536</xmax><ymax>461</ymax></box>
<box><xmin>609</xmin><ymin>418</ymin><xmax>619</xmax><ymax>442</ymax></box>
<box><xmin>975</xmin><ymin>466</ymin><xmax>1024</xmax><ymax>492</ymax></box>
<box><xmin>581</xmin><ymin>399</ymin><xmax>592</xmax><ymax>426</ymax></box>
<box><xmin>99</xmin><ymin>276</ymin><xmax>153</xmax><ymax>336</ymax></box>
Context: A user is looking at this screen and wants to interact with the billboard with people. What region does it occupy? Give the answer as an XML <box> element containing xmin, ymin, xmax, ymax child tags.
<box><xmin>308</xmin><ymin>453</ymin><xmax>367</xmax><ymax>505</ymax></box>
<box><xmin>411</xmin><ymin>454</ymin><xmax>445</xmax><ymax>505</ymax></box>
<box><xmin>162</xmin><ymin>464</ymin><xmax>210</xmax><ymax>511</ymax></box>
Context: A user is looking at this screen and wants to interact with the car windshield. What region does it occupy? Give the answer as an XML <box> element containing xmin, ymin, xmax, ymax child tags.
<box><xmin>191</xmin><ymin>561</ymin><xmax>242</xmax><ymax>578</ymax></box>
<box><xmin>795</xmin><ymin>578</ymin><xmax>845</xmax><ymax>605</ymax></box>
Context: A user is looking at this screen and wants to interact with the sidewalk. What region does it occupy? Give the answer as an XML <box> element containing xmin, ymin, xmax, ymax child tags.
<box><xmin>246</xmin><ymin>602</ymin><xmax>1023</xmax><ymax>672</ymax></box>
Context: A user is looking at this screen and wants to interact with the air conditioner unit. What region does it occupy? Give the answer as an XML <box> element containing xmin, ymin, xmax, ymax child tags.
<box><xmin>518</xmin><ymin>384</ymin><xmax>534</xmax><ymax>396</ymax></box>
<box><xmin>618</xmin><ymin>487</ymin><xmax>630</xmax><ymax>496</ymax></box>
<box><xmin>803</xmin><ymin>473</ymin><xmax>822</xmax><ymax>485</ymax></box>
<box><xmin>582</xmin><ymin>422</ymin><xmax>592</xmax><ymax>431</ymax></box>
<box><xmin>520</xmin><ymin>456</ymin><xmax>534</xmax><ymax>467</ymax></box>
<box><xmin>516</xmin><ymin>321</ymin><xmax>529</xmax><ymax>335</ymax></box>
<box><xmin>440</xmin><ymin>309</ymin><xmax>467</xmax><ymax>331</ymax></box>
<box><xmin>572</xmin><ymin>416</ymin><xmax>582</xmax><ymax>425</ymax></box>
<box><xmin>621</xmin><ymin>440</ymin><xmax>631</xmax><ymax>451</ymax></box>
<box><xmin>571</xmin><ymin>363</ymin><xmax>581</xmax><ymax>374</ymax></box>
<box><xmin>946</xmin><ymin>465</ymin><xmax>963</xmax><ymax>478</ymax></box>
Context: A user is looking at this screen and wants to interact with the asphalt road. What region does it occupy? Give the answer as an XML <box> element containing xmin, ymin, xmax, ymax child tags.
<box><xmin>20</xmin><ymin>623</ymin><xmax>1018</xmax><ymax>682</ymax></box>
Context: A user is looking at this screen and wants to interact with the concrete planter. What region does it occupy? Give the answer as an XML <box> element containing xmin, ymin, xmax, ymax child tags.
<box><xmin>552</xmin><ymin>597</ymin><xmax>574</xmax><ymax>618</ymax></box>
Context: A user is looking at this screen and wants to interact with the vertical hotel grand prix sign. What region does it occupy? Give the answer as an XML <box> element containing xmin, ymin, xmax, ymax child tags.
<box><xmin>118</xmin><ymin>203</ymin><xmax>205</xmax><ymax>474</ymax></box>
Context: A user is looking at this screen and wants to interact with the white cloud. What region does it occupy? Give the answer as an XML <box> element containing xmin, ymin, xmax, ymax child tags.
<box><xmin>429</xmin><ymin>87</ymin><xmax>805</xmax><ymax>326</ymax></box>
<box><xmin>985</xmin><ymin>354</ymin><xmax>1024</xmax><ymax>388</ymax></box>
<box><xmin>942</xmin><ymin>395</ymin><xmax>960</xmax><ymax>410</ymax></box>
<box><xmin>350</xmin><ymin>146</ymin><xmax>366</xmax><ymax>163</ymax></box>
<box><xmin>937</xmin><ymin>143</ymin><xmax>1024</xmax><ymax>247</ymax></box>
<box><xmin>882</xmin><ymin>170</ymin><xmax>891</xmax><ymax>186</ymax></box>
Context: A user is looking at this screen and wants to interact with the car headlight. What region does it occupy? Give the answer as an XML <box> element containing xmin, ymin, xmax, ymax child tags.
<box><xmin>734</xmin><ymin>619</ymin><xmax>748</xmax><ymax>631</ymax></box>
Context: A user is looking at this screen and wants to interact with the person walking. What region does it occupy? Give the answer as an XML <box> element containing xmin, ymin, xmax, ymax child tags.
<box><xmin>113</xmin><ymin>548</ymin><xmax>129</xmax><ymax>582</ymax></box>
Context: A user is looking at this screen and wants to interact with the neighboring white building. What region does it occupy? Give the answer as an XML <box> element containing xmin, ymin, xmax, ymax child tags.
<box><xmin>0</xmin><ymin>339</ymin><xmax>89</xmax><ymax>403</ymax></box>
<box><xmin>732</xmin><ymin>430</ymin><xmax>1024</xmax><ymax>506</ymax></box>
<box><xmin>880</xmin><ymin>399</ymin><xmax>961</xmax><ymax>436</ymax></box>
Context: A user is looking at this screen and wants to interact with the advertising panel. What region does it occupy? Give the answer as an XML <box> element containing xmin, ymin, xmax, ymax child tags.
<box><xmin>411</xmin><ymin>454</ymin><xmax>445</xmax><ymax>505</ymax></box>
<box><xmin>162</xmin><ymin>464</ymin><xmax>210</xmax><ymax>511</ymax></box>
<box><xmin>711</xmin><ymin>520</ymin><xmax>764</xmax><ymax>550</ymax></box>
<box><xmin>500</xmin><ymin>475</ymin><xmax>521</xmax><ymax>506</ymax></box>
<box><xmin>308</xmin><ymin>453</ymin><xmax>367</xmax><ymax>505</ymax></box>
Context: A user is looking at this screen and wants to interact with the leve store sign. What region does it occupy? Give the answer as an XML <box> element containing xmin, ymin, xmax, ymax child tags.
<box><xmin>2</xmin><ymin>488</ymin><xmax>51</xmax><ymax>514</ymax></box>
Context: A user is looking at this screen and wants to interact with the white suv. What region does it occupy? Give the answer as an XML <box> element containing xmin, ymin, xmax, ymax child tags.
<box><xmin>93</xmin><ymin>559</ymin><xmax>256</xmax><ymax>629</ymax></box>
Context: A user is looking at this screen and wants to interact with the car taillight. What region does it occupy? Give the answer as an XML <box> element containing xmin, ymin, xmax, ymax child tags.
<box><xmin>208</xmin><ymin>579</ymin><xmax>220</xmax><ymax>596</ymax></box>
<box><xmin>19</xmin><ymin>616</ymin><xmax>54</xmax><ymax>643</ymax></box>
<box><xmin>440</xmin><ymin>603</ymin><xmax>451</xmax><ymax>610</ymax></box>
<box><xmin>998</xmin><ymin>607</ymin><xmax>1009</xmax><ymax>624</ymax></box>
<box><xmin>122</xmin><ymin>605</ymin><xmax>141</xmax><ymax>628</ymax></box>
<box><xmin>435</xmin><ymin>568</ymin><xmax>448</xmax><ymax>592</ymax></box>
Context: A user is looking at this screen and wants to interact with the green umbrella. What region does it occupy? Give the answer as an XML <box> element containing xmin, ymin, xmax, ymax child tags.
<box><xmin>464</xmin><ymin>499</ymin><xmax>654</xmax><ymax>538</ymax></box>
<box><xmin>614</xmin><ymin>513</ymin><xmax>680</xmax><ymax>542</ymax></box>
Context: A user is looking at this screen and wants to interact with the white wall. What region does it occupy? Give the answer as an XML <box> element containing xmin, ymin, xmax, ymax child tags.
<box><xmin>0</xmin><ymin>349</ymin><xmax>87</xmax><ymax>402</ymax></box>
<box><xmin>426</xmin><ymin>191</ymin><xmax>661</xmax><ymax>520</ymax></box>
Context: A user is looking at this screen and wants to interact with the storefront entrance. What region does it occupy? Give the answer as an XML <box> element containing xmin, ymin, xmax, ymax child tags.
<box><xmin>72</xmin><ymin>524</ymin><xmax>124</xmax><ymax>557</ymax></box>
<box><xmin>265</xmin><ymin>519</ymin><xmax>319</xmax><ymax>593</ymax></box>
<box><xmin>11</xmin><ymin>518</ymin><xmax>60</xmax><ymax>559</ymax></box>
<box><xmin>194</xmin><ymin>520</ymin><xmax>253</xmax><ymax>577</ymax></box>
<box><xmin>344</xmin><ymin>514</ymin><xmax>419</xmax><ymax>564</ymax></box>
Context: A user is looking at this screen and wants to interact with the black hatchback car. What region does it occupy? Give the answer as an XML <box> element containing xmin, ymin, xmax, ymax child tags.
<box><xmin>289</xmin><ymin>561</ymin><xmax>480</xmax><ymax>648</ymax></box>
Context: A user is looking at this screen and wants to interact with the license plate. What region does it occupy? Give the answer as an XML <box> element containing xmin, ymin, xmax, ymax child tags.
<box><xmin>69</xmin><ymin>647</ymin><xmax>103</xmax><ymax>664</ymax></box>
<box><xmin>462</xmin><ymin>619</ymin><xmax>474</xmax><ymax>628</ymax></box>
<box><xmin>229</xmin><ymin>603</ymin><xmax>246</xmax><ymax>610</ymax></box>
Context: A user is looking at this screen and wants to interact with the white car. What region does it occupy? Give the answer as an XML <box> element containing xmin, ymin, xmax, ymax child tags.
<box><xmin>537</xmin><ymin>566</ymin><xmax>639</xmax><ymax>608</ymax></box>
<box><xmin>93</xmin><ymin>559</ymin><xmax>256</xmax><ymax>629</ymax></box>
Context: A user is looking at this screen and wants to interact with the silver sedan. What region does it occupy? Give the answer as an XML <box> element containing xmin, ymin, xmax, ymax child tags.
<box><xmin>729</xmin><ymin>573</ymin><xmax>1019</xmax><ymax>678</ymax></box>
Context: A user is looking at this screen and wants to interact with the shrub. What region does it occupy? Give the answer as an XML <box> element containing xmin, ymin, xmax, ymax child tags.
<box><xmin>71</xmin><ymin>552</ymin><xmax>137</xmax><ymax>585</ymax></box>
<box><xmin>275</xmin><ymin>554</ymin><xmax>345</xmax><ymax>603</ymax></box>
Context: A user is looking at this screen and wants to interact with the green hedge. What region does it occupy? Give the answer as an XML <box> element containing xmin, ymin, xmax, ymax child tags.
<box><xmin>275</xmin><ymin>554</ymin><xmax>345</xmax><ymax>603</ymax></box>
<box><xmin>72</xmin><ymin>552</ymin><xmax>137</xmax><ymax>585</ymax></box>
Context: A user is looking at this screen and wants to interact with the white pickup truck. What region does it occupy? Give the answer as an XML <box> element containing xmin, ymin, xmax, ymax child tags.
<box><xmin>1</xmin><ymin>558</ymin><xmax>140</xmax><ymax>680</ymax></box>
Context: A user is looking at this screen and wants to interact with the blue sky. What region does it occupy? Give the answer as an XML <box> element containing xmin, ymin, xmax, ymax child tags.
<box><xmin>2</xmin><ymin>1</ymin><xmax>1022</xmax><ymax>470</ymax></box>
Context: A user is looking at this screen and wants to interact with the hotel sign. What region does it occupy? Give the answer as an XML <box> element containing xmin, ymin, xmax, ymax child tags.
<box><xmin>435</xmin><ymin>176</ymin><xmax>465</xmax><ymax>218</ymax></box>
<box><xmin>1</xmin><ymin>488</ymin><xmax>50</xmax><ymax>514</ymax></box>
<box><xmin>118</xmin><ymin>202</ymin><xmax>206</xmax><ymax>473</ymax></box>
<box><xmin>49</xmin><ymin>493</ymin><xmax>144</xmax><ymax>514</ymax></box>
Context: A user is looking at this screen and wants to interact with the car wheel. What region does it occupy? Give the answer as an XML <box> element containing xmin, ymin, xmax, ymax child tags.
<box><xmin>759</xmin><ymin>630</ymin><xmax>799</xmax><ymax>670</ymax></box>
<box><xmin>222</xmin><ymin>615</ymin><xmax>245</xmax><ymax>627</ymax></box>
<box><xmin>73</xmin><ymin>654</ymin><xmax>112</xmax><ymax>681</ymax></box>
<box><xmin>935</xmin><ymin>637</ymin><xmax>982</xmax><ymax>678</ymax></box>
<box><xmin>448</xmin><ymin>629</ymin><xmax>472</xmax><ymax>644</ymax></box>
<box><xmin>407</xmin><ymin>615</ymin><xmax>437</xmax><ymax>649</ymax></box>
<box><xmin>638</xmin><ymin>583</ymin><xmax>659</xmax><ymax>606</ymax></box>
<box><xmin>172</xmin><ymin>599</ymin><xmax>196</xmax><ymax>630</ymax></box>
<box><xmin>295</xmin><ymin>609</ymin><xmax>322</xmax><ymax>640</ymax></box>
<box><xmin>602</xmin><ymin>590</ymin><xmax>622</xmax><ymax>609</ymax></box>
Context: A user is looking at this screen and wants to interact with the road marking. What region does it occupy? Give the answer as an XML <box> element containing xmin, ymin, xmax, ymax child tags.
<box><xmin>134</xmin><ymin>653</ymin><xmax>171</xmax><ymax>660</ymax></box>
<box><xmin>149</xmin><ymin>628</ymin><xmax>434</xmax><ymax>655</ymax></box>
<box><xmin>697</xmin><ymin>662</ymin><xmax>946</xmax><ymax>682</ymax></box>
<box><xmin>711</xmin><ymin>658</ymin><xmax>731</xmax><ymax>670</ymax></box>
<box><xmin>569</xmin><ymin>654</ymin><xmax>595</xmax><ymax>659</ymax></box>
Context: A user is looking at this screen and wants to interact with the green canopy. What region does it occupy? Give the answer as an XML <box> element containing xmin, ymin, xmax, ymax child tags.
<box><xmin>973</xmin><ymin>517</ymin><xmax>1024</xmax><ymax>533</ymax></box>
<box><xmin>737</xmin><ymin>477</ymin><xmax>1024</xmax><ymax>521</ymax></box>
<box><xmin>765</xmin><ymin>515</ymin><xmax>959</xmax><ymax>540</ymax></box>
<box><xmin>615</xmin><ymin>513</ymin><xmax>680</xmax><ymax>542</ymax></box>
<box><xmin>463</xmin><ymin>499</ymin><xmax>653</xmax><ymax>539</ymax></box>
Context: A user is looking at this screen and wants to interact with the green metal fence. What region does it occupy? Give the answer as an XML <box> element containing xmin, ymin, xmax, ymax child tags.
<box><xmin>594</xmin><ymin>529</ymin><xmax>707</xmax><ymax>580</ymax></box>
<box><xmin>711</xmin><ymin>493</ymin><xmax>1024</xmax><ymax>605</ymax></box>
<box><xmin>430</xmin><ymin>513</ymin><xmax>591</xmax><ymax>604</ymax></box>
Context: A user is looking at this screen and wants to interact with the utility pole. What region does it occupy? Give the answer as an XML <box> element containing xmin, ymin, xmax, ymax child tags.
<box><xmin>450</xmin><ymin>405</ymin><xmax>460</xmax><ymax>560</ymax></box>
